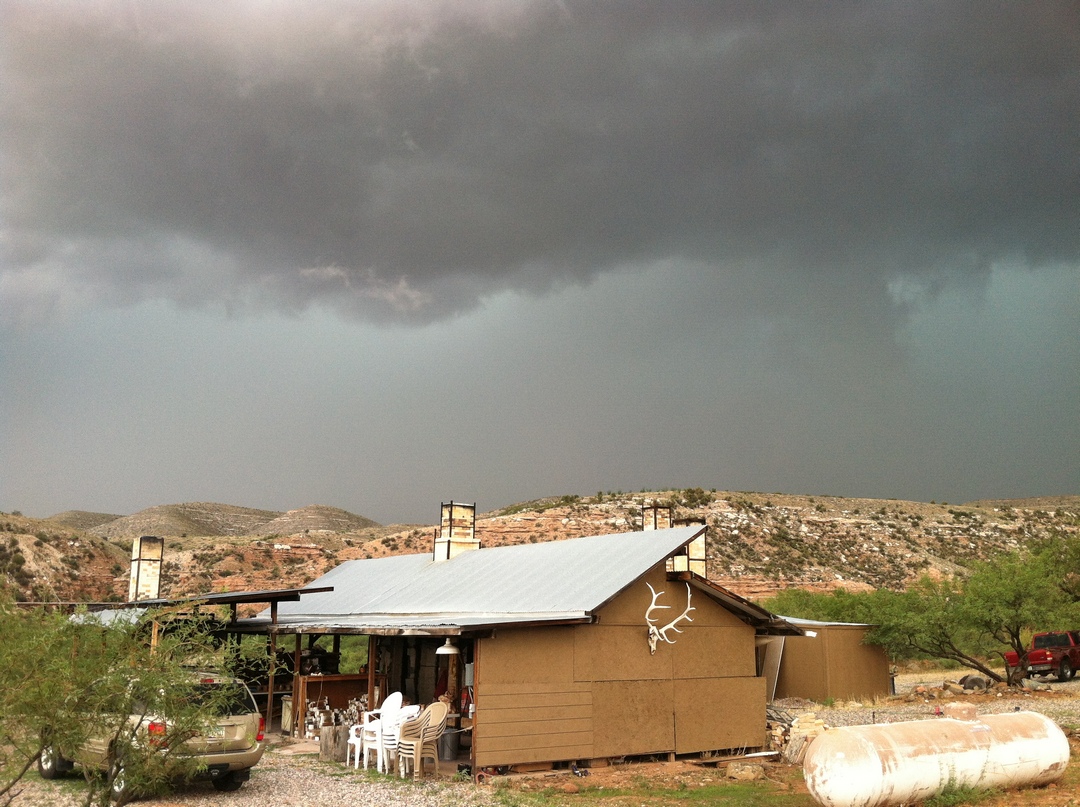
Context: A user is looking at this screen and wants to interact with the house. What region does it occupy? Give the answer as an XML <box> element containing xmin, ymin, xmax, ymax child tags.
<box><xmin>238</xmin><ymin>522</ymin><xmax>803</xmax><ymax>769</ymax></box>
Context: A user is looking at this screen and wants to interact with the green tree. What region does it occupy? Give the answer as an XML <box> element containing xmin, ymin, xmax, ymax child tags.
<box><xmin>962</xmin><ymin>551</ymin><xmax>1073</xmax><ymax>683</ymax></box>
<box><xmin>762</xmin><ymin>587</ymin><xmax>876</xmax><ymax>624</ymax></box>
<box><xmin>678</xmin><ymin>487</ymin><xmax>713</xmax><ymax>509</ymax></box>
<box><xmin>862</xmin><ymin>576</ymin><xmax>1005</xmax><ymax>679</ymax></box>
<box><xmin>1031</xmin><ymin>529</ymin><xmax>1080</xmax><ymax>602</ymax></box>
<box><xmin>762</xmin><ymin>548</ymin><xmax>1075</xmax><ymax>685</ymax></box>
<box><xmin>865</xmin><ymin>560</ymin><xmax>1071</xmax><ymax>684</ymax></box>
<box><xmin>0</xmin><ymin>599</ymin><xmax>245</xmax><ymax>806</ymax></box>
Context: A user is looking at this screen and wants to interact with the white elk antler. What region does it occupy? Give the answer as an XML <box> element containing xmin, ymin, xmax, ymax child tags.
<box><xmin>645</xmin><ymin>582</ymin><xmax>669</xmax><ymax>654</ymax></box>
<box><xmin>656</xmin><ymin>583</ymin><xmax>695</xmax><ymax>642</ymax></box>
<box><xmin>645</xmin><ymin>582</ymin><xmax>694</xmax><ymax>654</ymax></box>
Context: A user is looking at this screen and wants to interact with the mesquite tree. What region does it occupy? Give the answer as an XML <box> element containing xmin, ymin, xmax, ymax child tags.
<box><xmin>0</xmin><ymin>598</ymin><xmax>240</xmax><ymax>806</ymax></box>
<box><xmin>763</xmin><ymin>546</ymin><xmax>1078</xmax><ymax>685</ymax></box>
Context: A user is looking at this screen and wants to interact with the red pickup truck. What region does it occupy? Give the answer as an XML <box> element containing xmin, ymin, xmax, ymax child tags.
<box><xmin>1004</xmin><ymin>631</ymin><xmax>1080</xmax><ymax>681</ymax></box>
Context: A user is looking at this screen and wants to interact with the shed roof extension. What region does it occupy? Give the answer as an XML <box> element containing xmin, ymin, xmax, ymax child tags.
<box><xmin>237</xmin><ymin>526</ymin><xmax>802</xmax><ymax>636</ymax></box>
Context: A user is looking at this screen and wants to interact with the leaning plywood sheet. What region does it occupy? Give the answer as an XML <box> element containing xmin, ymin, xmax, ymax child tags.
<box><xmin>773</xmin><ymin>630</ymin><xmax>828</xmax><ymax>701</ymax></box>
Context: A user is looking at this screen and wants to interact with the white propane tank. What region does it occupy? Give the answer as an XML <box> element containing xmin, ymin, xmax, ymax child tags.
<box><xmin>802</xmin><ymin>711</ymin><xmax>1069</xmax><ymax>807</ymax></box>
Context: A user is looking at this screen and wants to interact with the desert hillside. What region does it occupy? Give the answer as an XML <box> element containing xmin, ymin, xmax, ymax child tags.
<box><xmin>0</xmin><ymin>490</ymin><xmax>1076</xmax><ymax>605</ymax></box>
<box><xmin>88</xmin><ymin>502</ymin><xmax>283</xmax><ymax>540</ymax></box>
<box><xmin>0</xmin><ymin>512</ymin><xmax>130</xmax><ymax>602</ymax></box>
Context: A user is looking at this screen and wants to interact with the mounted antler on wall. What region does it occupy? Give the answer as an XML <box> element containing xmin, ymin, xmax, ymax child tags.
<box><xmin>645</xmin><ymin>582</ymin><xmax>695</xmax><ymax>654</ymax></box>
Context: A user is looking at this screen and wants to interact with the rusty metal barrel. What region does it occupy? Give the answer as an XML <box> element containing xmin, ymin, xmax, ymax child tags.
<box><xmin>802</xmin><ymin>711</ymin><xmax>1070</xmax><ymax>807</ymax></box>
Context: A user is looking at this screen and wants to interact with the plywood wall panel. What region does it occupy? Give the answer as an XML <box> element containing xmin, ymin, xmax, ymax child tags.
<box><xmin>478</xmin><ymin>730</ymin><xmax>593</xmax><ymax>752</ymax></box>
<box><xmin>673</xmin><ymin>677</ymin><xmax>766</xmax><ymax>753</ymax></box>
<box><xmin>481</xmin><ymin>703</ymin><xmax>593</xmax><ymax>724</ymax></box>
<box><xmin>573</xmin><ymin>625</ymin><xmax>672</xmax><ymax>682</ymax></box>
<box><xmin>774</xmin><ymin>626</ymin><xmax>890</xmax><ymax>701</ymax></box>
<box><xmin>481</xmin><ymin>718</ymin><xmax>593</xmax><ymax>739</ymax></box>
<box><xmin>474</xmin><ymin>685</ymin><xmax>593</xmax><ymax>768</ymax></box>
<box><xmin>678</xmin><ymin>583</ymin><xmax>746</xmax><ymax>629</ymax></box>
<box><xmin>592</xmin><ymin>680</ymin><xmax>675</xmax><ymax>758</ymax></box>
<box><xmin>476</xmin><ymin>739</ymin><xmax>595</xmax><ymax>768</ymax></box>
<box><xmin>823</xmin><ymin>629</ymin><xmax>889</xmax><ymax>699</ymax></box>
<box><xmin>481</xmin><ymin>627</ymin><xmax>575</xmax><ymax>684</ymax></box>
<box><xmin>673</xmin><ymin>627</ymin><xmax>756</xmax><ymax>678</ymax></box>
<box><xmin>483</xmin><ymin>681</ymin><xmax>590</xmax><ymax>695</ymax></box>
<box><xmin>474</xmin><ymin>637</ymin><xmax>594</xmax><ymax>768</ymax></box>
<box><xmin>595</xmin><ymin>566</ymin><xmax>672</xmax><ymax>625</ymax></box>
<box><xmin>773</xmin><ymin>630</ymin><xmax>827</xmax><ymax>701</ymax></box>
<box><xmin>597</xmin><ymin>566</ymin><xmax>746</xmax><ymax>628</ymax></box>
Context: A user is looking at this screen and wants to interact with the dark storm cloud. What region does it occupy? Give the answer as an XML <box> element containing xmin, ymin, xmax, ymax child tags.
<box><xmin>2</xmin><ymin>1</ymin><xmax>1078</xmax><ymax>322</ymax></box>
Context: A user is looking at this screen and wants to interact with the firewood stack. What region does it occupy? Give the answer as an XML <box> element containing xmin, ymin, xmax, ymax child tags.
<box><xmin>769</xmin><ymin>712</ymin><xmax>829</xmax><ymax>764</ymax></box>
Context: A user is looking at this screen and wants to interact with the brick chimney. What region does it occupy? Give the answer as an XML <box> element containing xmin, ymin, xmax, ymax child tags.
<box><xmin>668</xmin><ymin>523</ymin><xmax>707</xmax><ymax>577</ymax></box>
<box><xmin>128</xmin><ymin>535</ymin><xmax>164</xmax><ymax>601</ymax></box>
<box><xmin>642</xmin><ymin>503</ymin><xmax>673</xmax><ymax>530</ymax></box>
<box><xmin>433</xmin><ymin>501</ymin><xmax>480</xmax><ymax>561</ymax></box>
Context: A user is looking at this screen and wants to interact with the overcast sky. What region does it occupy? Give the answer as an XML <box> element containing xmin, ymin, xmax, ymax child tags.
<box><xmin>2</xmin><ymin>1</ymin><xmax>1078</xmax><ymax>526</ymax></box>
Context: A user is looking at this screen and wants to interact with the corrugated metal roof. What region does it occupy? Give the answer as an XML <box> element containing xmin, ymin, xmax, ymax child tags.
<box><xmin>237</xmin><ymin>612</ymin><xmax>593</xmax><ymax>635</ymax></box>
<box><xmin>782</xmin><ymin>616</ymin><xmax>874</xmax><ymax>628</ymax></box>
<box><xmin>21</xmin><ymin>586</ymin><xmax>334</xmax><ymax>613</ymax></box>
<box><xmin>255</xmin><ymin>526</ymin><xmax>703</xmax><ymax>631</ymax></box>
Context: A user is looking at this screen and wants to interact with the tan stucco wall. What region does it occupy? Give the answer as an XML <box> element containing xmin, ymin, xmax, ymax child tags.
<box><xmin>473</xmin><ymin>566</ymin><xmax>766</xmax><ymax>767</ymax></box>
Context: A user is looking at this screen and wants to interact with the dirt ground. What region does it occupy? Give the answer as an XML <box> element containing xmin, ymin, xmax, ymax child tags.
<box><xmin>498</xmin><ymin>740</ymin><xmax>1080</xmax><ymax>807</ymax></box>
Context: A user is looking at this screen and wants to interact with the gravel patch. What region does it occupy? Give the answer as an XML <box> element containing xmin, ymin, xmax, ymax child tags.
<box><xmin>12</xmin><ymin>748</ymin><xmax>500</xmax><ymax>807</ymax></box>
<box><xmin>776</xmin><ymin>668</ymin><xmax>1080</xmax><ymax>730</ymax></box>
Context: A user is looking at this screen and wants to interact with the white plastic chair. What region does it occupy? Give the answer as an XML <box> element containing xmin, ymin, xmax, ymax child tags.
<box><xmin>346</xmin><ymin>723</ymin><xmax>364</xmax><ymax>769</ymax></box>
<box><xmin>359</xmin><ymin>691</ymin><xmax>403</xmax><ymax>771</ymax></box>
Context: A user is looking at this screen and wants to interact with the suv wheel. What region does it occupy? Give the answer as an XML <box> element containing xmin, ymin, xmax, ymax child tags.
<box><xmin>211</xmin><ymin>772</ymin><xmax>246</xmax><ymax>792</ymax></box>
<box><xmin>38</xmin><ymin>743</ymin><xmax>65</xmax><ymax>779</ymax></box>
<box><xmin>109</xmin><ymin>756</ymin><xmax>131</xmax><ymax>805</ymax></box>
<box><xmin>1058</xmin><ymin>659</ymin><xmax>1073</xmax><ymax>682</ymax></box>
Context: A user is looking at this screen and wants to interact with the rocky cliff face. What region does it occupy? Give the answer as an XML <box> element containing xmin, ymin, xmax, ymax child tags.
<box><xmin>472</xmin><ymin>492</ymin><xmax>1078</xmax><ymax>600</ymax></box>
<box><xmin>0</xmin><ymin>512</ymin><xmax>128</xmax><ymax>602</ymax></box>
<box><xmin>2</xmin><ymin>492</ymin><xmax>1076</xmax><ymax>605</ymax></box>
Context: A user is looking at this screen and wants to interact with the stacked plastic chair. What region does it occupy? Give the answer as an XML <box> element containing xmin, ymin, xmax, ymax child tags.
<box><xmin>354</xmin><ymin>691</ymin><xmax>402</xmax><ymax>772</ymax></box>
<box><xmin>380</xmin><ymin>703</ymin><xmax>420</xmax><ymax>772</ymax></box>
<box><xmin>398</xmin><ymin>701</ymin><xmax>450</xmax><ymax>779</ymax></box>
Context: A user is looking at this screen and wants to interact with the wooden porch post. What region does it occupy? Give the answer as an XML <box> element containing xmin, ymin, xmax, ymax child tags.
<box><xmin>448</xmin><ymin>641</ymin><xmax>460</xmax><ymax>701</ymax></box>
<box><xmin>265</xmin><ymin>602</ymin><xmax>278</xmax><ymax>731</ymax></box>
<box><xmin>366</xmin><ymin>635</ymin><xmax>376</xmax><ymax>708</ymax></box>
<box><xmin>290</xmin><ymin>634</ymin><xmax>302</xmax><ymax>735</ymax></box>
<box><xmin>470</xmin><ymin>638</ymin><xmax>480</xmax><ymax>776</ymax></box>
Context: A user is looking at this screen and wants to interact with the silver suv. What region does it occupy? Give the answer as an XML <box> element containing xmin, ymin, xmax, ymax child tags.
<box><xmin>38</xmin><ymin>671</ymin><xmax>266</xmax><ymax>799</ymax></box>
